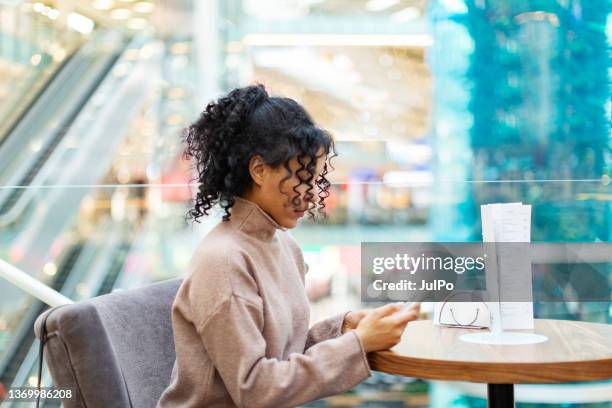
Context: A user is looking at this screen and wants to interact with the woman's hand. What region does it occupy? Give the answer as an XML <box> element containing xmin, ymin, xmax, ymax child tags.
<box><xmin>341</xmin><ymin>310</ymin><xmax>368</xmax><ymax>333</ymax></box>
<box><xmin>354</xmin><ymin>302</ymin><xmax>420</xmax><ymax>353</ymax></box>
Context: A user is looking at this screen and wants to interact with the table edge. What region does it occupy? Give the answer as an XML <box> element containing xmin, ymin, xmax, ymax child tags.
<box><xmin>368</xmin><ymin>352</ymin><xmax>612</xmax><ymax>384</ymax></box>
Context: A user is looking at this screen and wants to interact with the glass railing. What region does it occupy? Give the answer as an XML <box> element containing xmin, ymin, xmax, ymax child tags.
<box><xmin>0</xmin><ymin>178</ymin><xmax>609</xmax><ymax>405</ymax></box>
<box><xmin>0</xmin><ymin>2</ymin><xmax>609</xmax><ymax>404</ymax></box>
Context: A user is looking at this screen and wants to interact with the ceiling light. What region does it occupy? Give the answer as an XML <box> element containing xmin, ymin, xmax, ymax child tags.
<box><xmin>242</xmin><ymin>33</ymin><xmax>433</xmax><ymax>47</ymax></box>
<box><xmin>47</xmin><ymin>8</ymin><xmax>60</xmax><ymax>19</ymax></box>
<box><xmin>67</xmin><ymin>12</ymin><xmax>94</xmax><ymax>34</ymax></box>
<box><xmin>391</xmin><ymin>7</ymin><xmax>421</xmax><ymax>21</ymax></box>
<box><xmin>110</xmin><ymin>8</ymin><xmax>131</xmax><ymax>20</ymax></box>
<box><xmin>133</xmin><ymin>1</ymin><xmax>155</xmax><ymax>13</ymax></box>
<box><xmin>243</xmin><ymin>0</ymin><xmax>308</xmax><ymax>20</ymax></box>
<box><xmin>32</xmin><ymin>2</ymin><xmax>45</xmax><ymax>13</ymax></box>
<box><xmin>92</xmin><ymin>0</ymin><xmax>114</xmax><ymax>11</ymax></box>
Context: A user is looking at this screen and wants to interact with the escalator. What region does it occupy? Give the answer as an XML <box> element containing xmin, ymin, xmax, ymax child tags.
<box><xmin>0</xmin><ymin>30</ymin><xmax>160</xmax><ymax>404</ymax></box>
<box><xmin>0</xmin><ymin>44</ymin><xmax>80</xmax><ymax>151</ymax></box>
<box><xmin>95</xmin><ymin>242</ymin><xmax>133</xmax><ymax>297</ymax></box>
<box><xmin>0</xmin><ymin>243</ymin><xmax>83</xmax><ymax>388</ymax></box>
<box><xmin>0</xmin><ymin>30</ymin><xmax>128</xmax><ymax>228</ymax></box>
<box><xmin>0</xmin><ymin>219</ymin><xmax>136</xmax><ymax>406</ymax></box>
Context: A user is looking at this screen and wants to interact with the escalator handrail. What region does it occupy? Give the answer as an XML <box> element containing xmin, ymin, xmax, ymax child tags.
<box><xmin>0</xmin><ymin>259</ymin><xmax>73</xmax><ymax>307</ymax></box>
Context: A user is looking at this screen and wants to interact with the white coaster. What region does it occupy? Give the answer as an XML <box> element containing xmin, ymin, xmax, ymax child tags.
<box><xmin>460</xmin><ymin>331</ymin><xmax>548</xmax><ymax>345</ymax></box>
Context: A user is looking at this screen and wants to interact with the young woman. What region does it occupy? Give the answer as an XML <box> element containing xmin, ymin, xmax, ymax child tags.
<box><xmin>157</xmin><ymin>84</ymin><xmax>419</xmax><ymax>408</ymax></box>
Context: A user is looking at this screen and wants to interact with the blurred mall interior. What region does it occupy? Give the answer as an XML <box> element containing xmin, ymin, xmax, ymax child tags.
<box><xmin>0</xmin><ymin>0</ymin><xmax>610</xmax><ymax>406</ymax></box>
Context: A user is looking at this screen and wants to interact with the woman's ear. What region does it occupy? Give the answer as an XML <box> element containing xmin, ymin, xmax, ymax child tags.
<box><xmin>248</xmin><ymin>155</ymin><xmax>266</xmax><ymax>187</ymax></box>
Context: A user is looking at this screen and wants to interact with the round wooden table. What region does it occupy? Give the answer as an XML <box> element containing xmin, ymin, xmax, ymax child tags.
<box><xmin>368</xmin><ymin>319</ymin><xmax>612</xmax><ymax>408</ymax></box>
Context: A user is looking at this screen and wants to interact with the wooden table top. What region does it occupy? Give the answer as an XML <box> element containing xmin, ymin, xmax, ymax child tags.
<box><xmin>367</xmin><ymin>319</ymin><xmax>612</xmax><ymax>384</ymax></box>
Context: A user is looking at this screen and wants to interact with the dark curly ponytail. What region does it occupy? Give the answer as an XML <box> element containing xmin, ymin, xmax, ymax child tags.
<box><xmin>183</xmin><ymin>83</ymin><xmax>336</xmax><ymax>223</ymax></box>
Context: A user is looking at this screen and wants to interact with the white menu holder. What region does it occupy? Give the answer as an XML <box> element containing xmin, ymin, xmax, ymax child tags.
<box><xmin>460</xmin><ymin>203</ymin><xmax>548</xmax><ymax>346</ymax></box>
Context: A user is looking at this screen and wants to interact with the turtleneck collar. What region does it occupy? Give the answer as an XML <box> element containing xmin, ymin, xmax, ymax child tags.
<box><xmin>228</xmin><ymin>196</ymin><xmax>287</xmax><ymax>240</ymax></box>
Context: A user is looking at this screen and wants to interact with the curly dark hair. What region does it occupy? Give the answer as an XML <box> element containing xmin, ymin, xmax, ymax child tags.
<box><xmin>183</xmin><ymin>83</ymin><xmax>336</xmax><ymax>223</ymax></box>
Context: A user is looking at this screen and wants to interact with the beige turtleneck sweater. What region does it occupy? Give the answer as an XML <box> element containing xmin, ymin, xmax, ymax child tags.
<box><xmin>156</xmin><ymin>197</ymin><xmax>371</xmax><ymax>408</ymax></box>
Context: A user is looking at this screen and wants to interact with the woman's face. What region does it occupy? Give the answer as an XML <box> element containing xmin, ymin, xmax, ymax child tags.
<box><xmin>246</xmin><ymin>147</ymin><xmax>327</xmax><ymax>229</ymax></box>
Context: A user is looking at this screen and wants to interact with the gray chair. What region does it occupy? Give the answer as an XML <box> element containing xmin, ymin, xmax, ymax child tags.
<box><xmin>33</xmin><ymin>278</ymin><xmax>183</xmax><ymax>408</ymax></box>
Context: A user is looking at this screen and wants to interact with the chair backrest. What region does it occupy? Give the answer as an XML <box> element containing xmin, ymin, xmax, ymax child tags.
<box><xmin>33</xmin><ymin>278</ymin><xmax>183</xmax><ymax>408</ymax></box>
